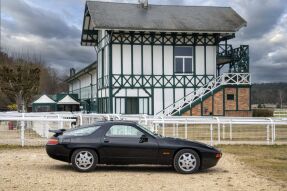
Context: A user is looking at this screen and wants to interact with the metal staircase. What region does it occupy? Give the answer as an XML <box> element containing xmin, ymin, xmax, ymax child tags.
<box><xmin>157</xmin><ymin>73</ymin><xmax>251</xmax><ymax>116</ymax></box>
<box><xmin>217</xmin><ymin>44</ymin><xmax>249</xmax><ymax>74</ymax></box>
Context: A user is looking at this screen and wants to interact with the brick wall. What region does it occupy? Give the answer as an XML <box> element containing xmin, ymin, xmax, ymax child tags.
<box><xmin>225</xmin><ymin>87</ymin><xmax>236</xmax><ymax>110</ymax></box>
<box><xmin>203</xmin><ymin>96</ymin><xmax>212</xmax><ymax>116</ymax></box>
<box><xmin>213</xmin><ymin>90</ymin><xmax>223</xmax><ymax>115</ymax></box>
<box><xmin>225</xmin><ymin>111</ymin><xmax>252</xmax><ymax>117</ymax></box>
<box><xmin>238</xmin><ymin>88</ymin><xmax>250</xmax><ymax>110</ymax></box>
<box><xmin>181</xmin><ymin>86</ymin><xmax>251</xmax><ymax>117</ymax></box>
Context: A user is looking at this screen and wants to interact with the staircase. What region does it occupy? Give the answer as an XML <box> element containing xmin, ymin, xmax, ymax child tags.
<box><xmin>217</xmin><ymin>44</ymin><xmax>249</xmax><ymax>73</ymax></box>
<box><xmin>157</xmin><ymin>73</ymin><xmax>251</xmax><ymax>116</ymax></box>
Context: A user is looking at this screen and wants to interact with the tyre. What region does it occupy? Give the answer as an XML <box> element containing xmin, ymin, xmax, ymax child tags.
<box><xmin>173</xmin><ymin>149</ymin><xmax>200</xmax><ymax>174</ymax></box>
<box><xmin>71</xmin><ymin>149</ymin><xmax>98</xmax><ymax>172</ymax></box>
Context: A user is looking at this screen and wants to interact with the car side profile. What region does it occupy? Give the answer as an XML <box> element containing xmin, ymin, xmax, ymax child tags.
<box><xmin>46</xmin><ymin>121</ymin><xmax>222</xmax><ymax>174</ymax></box>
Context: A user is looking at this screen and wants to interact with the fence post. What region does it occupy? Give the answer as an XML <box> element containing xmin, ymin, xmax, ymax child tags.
<box><xmin>185</xmin><ymin>119</ymin><xmax>187</xmax><ymax>139</ymax></box>
<box><xmin>79</xmin><ymin>113</ymin><xmax>83</xmax><ymax>126</ymax></box>
<box><xmin>161</xmin><ymin>117</ymin><xmax>165</xmax><ymax>136</ymax></box>
<box><xmin>210</xmin><ymin>124</ymin><xmax>213</xmax><ymax>146</ymax></box>
<box><xmin>21</xmin><ymin>113</ymin><xmax>25</xmax><ymax>147</ymax></box>
<box><xmin>45</xmin><ymin>116</ymin><xmax>49</xmax><ymax>138</ymax></box>
<box><xmin>176</xmin><ymin>122</ymin><xmax>179</xmax><ymax>138</ymax></box>
<box><xmin>267</xmin><ymin>118</ymin><xmax>274</xmax><ymax>144</ymax></box>
<box><xmin>222</xmin><ymin>124</ymin><xmax>225</xmax><ymax>140</ymax></box>
<box><xmin>229</xmin><ymin>120</ymin><xmax>232</xmax><ymax>140</ymax></box>
<box><xmin>215</xmin><ymin>117</ymin><xmax>221</xmax><ymax>144</ymax></box>
<box><xmin>266</xmin><ymin>125</ymin><xmax>270</xmax><ymax>144</ymax></box>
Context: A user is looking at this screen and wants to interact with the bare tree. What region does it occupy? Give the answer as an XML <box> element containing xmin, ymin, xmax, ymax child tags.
<box><xmin>0</xmin><ymin>54</ymin><xmax>40</xmax><ymax>112</ymax></box>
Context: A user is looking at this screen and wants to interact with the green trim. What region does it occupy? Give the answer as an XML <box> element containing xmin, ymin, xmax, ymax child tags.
<box><xmin>162</xmin><ymin>33</ymin><xmax>165</xmax><ymax>111</ymax></box>
<box><xmin>204</xmin><ymin>33</ymin><xmax>207</xmax><ymax>84</ymax></box>
<box><xmin>236</xmin><ymin>87</ymin><xmax>238</xmax><ymax>111</ymax></box>
<box><xmin>223</xmin><ymin>87</ymin><xmax>225</xmax><ymax>116</ymax></box>
<box><xmin>151</xmin><ymin>41</ymin><xmax>154</xmax><ymax>115</ymax></box>
<box><xmin>109</xmin><ymin>36</ymin><xmax>113</xmax><ymax>113</ymax></box>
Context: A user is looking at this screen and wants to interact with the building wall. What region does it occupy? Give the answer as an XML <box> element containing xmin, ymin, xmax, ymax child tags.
<box><xmin>108</xmin><ymin>35</ymin><xmax>217</xmax><ymax>114</ymax></box>
<box><xmin>182</xmin><ymin>86</ymin><xmax>251</xmax><ymax>117</ymax></box>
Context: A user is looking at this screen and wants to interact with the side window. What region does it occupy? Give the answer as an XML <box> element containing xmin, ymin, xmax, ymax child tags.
<box><xmin>106</xmin><ymin>125</ymin><xmax>143</xmax><ymax>137</ymax></box>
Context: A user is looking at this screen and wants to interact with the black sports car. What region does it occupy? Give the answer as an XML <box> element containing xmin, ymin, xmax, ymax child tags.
<box><xmin>46</xmin><ymin>121</ymin><xmax>222</xmax><ymax>174</ymax></box>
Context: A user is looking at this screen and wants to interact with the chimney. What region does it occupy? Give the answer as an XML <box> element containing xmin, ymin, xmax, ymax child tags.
<box><xmin>138</xmin><ymin>0</ymin><xmax>148</xmax><ymax>9</ymax></box>
<box><xmin>70</xmin><ymin>68</ymin><xmax>76</xmax><ymax>77</ymax></box>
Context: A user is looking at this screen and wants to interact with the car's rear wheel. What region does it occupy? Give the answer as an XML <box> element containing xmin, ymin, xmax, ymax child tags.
<box><xmin>173</xmin><ymin>149</ymin><xmax>200</xmax><ymax>174</ymax></box>
<box><xmin>71</xmin><ymin>149</ymin><xmax>98</xmax><ymax>172</ymax></box>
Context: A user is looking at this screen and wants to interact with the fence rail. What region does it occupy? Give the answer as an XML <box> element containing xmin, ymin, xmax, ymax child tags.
<box><xmin>0</xmin><ymin>112</ymin><xmax>287</xmax><ymax>146</ymax></box>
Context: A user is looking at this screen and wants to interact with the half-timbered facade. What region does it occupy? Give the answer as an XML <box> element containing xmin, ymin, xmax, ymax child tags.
<box><xmin>74</xmin><ymin>0</ymin><xmax>251</xmax><ymax>116</ymax></box>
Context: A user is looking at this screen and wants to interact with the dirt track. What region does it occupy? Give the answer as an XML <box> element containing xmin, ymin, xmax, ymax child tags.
<box><xmin>0</xmin><ymin>148</ymin><xmax>285</xmax><ymax>191</ymax></box>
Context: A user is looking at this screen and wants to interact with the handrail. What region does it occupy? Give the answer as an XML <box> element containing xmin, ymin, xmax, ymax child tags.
<box><xmin>157</xmin><ymin>73</ymin><xmax>251</xmax><ymax>116</ymax></box>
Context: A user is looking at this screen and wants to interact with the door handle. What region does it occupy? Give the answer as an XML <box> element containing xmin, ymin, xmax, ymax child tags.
<box><xmin>103</xmin><ymin>138</ymin><xmax>109</xmax><ymax>143</ymax></box>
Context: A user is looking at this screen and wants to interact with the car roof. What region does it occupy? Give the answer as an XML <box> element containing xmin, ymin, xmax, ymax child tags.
<box><xmin>91</xmin><ymin>120</ymin><xmax>138</xmax><ymax>126</ymax></box>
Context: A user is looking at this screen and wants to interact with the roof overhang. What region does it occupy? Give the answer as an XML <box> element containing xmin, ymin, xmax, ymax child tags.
<box><xmin>81</xmin><ymin>1</ymin><xmax>247</xmax><ymax>46</ymax></box>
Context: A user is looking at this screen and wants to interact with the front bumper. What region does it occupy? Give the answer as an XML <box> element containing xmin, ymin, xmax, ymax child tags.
<box><xmin>200</xmin><ymin>151</ymin><xmax>222</xmax><ymax>170</ymax></box>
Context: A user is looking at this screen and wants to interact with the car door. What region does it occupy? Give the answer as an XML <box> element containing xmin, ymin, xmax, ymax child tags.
<box><xmin>99</xmin><ymin>124</ymin><xmax>159</xmax><ymax>164</ymax></box>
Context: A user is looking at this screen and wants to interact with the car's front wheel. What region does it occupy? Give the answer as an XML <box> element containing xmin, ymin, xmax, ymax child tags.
<box><xmin>173</xmin><ymin>149</ymin><xmax>200</xmax><ymax>174</ymax></box>
<box><xmin>71</xmin><ymin>149</ymin><xmax>98</xmax><ymax>172</ymax></box>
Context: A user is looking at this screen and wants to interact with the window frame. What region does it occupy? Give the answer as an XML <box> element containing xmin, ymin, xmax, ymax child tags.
<box><xmin>174</xmin><ymin>46</ymin><xmax>194</xmax><ymax>75</ymax></box>
<box><xmin>105</xmin><ymin>124</ymin><xmax>144</xmax><ymax>138</ymax></box>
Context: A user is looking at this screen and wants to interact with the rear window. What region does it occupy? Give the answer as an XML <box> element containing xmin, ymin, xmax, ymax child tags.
<box><xmin>63</xmin><ymin>126</ymin><xmax>100</xmax><ymax>136</ymax></box>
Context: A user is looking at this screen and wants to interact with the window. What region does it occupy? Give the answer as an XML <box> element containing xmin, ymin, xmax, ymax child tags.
<box><xmin>227</xmin><ymin>94</ymin><xmax>235</xmax><ymax>100</ymax></box>
<box><xmin>174</xmin><ymin>47</ymin><xmax>193</xmax><ymax>74</ymax></box>
<box><xmin>106</xmin><ymin>125</ymin><xmax>143</xmax><ymax>137</ymax></box>
<box><xmin>115</xmin><ymin>97</ymin><xmax>149</xmax><ymax>115</ymax></box>
<box><xmin>63</xmin><ymin>126</ymin><xmax>100</xmax><ymax>136</ymax></box>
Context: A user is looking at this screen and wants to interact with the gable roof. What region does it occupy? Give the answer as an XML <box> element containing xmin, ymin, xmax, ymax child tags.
<box><xmin>33</xmin><ymin>95</ymin><xmax>56</xmax><ymax>104</ymax></box>
<box><xmin>65</xmin><ymin>61</ymin><xmax>97</xmax><ymax>83</ymax></box>
<box><xmin>57</xmin><ymin>95</ymin><xmax>80</xmax><ymax>105</ymax></box>
<box><xmin>84</xmin><ymin>1</ymin><xmax>247</xmax><ymax>33</ymax></box>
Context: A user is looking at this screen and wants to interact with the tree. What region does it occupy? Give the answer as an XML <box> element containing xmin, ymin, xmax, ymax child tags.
<box><xmin>0</xmin><ymin>57</ymin><xmax>40</xmax><ymax>112</ymax></box>
<box><xmin>278</xmin><ymin>90</ymin><xmax>284</xmax><ymax>109</ymax></box>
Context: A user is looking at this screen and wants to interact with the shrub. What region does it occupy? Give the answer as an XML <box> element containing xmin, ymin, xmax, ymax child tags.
<box><xmin>252</xmin><ymin>109</ymin><xmax>274</xmax><ymax>117</ymax></box>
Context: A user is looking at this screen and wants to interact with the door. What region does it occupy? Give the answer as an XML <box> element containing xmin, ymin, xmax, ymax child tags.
<box><xmin>99</xmin><ymin>124</ymin><xmax>158</xmax><ymax>164</ymax></box>
<box><xmin>126</xmin><ymin>97</ymin><xmax>138</xmax><ymax>114</ymax></box>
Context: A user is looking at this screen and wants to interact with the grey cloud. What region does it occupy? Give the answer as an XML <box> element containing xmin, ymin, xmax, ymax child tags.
<box><xmin>2</xmin><ymin>0</ymin><xmax>79</xmax><ymax>39</ymax></box>
<box><xmin>234</xmin><ymin>0</ymin><xmax>286</xmax><ymax>39</ymax></box>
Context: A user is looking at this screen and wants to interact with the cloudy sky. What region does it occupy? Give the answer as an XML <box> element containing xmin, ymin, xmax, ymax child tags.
<box><xmin>1</xmin><ymin>0</ymin><xmax>287</xmax><ymax>82</ymax></box>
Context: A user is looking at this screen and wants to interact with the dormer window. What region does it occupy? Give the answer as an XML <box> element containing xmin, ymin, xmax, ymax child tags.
<box><xmin>174</xmin><ymin>47</ymin><xmax>193</xmax><ymax>74</ymax></box>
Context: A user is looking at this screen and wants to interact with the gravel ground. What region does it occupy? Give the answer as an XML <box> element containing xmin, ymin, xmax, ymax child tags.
<box><xmin>0</xmin><ymin>148</ymin><xmax>284</xmax><ymax>191</ymax></box>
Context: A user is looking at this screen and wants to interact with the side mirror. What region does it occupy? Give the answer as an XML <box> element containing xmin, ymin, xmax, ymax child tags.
<box><xmin>139</xmin><ymin>134</ymin><xmax>148</xmax><ymax>143</ymax></box>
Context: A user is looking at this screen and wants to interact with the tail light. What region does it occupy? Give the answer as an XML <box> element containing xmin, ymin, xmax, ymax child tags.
<box><xmin>216</xmin><ymin>153</ymin><xmax>222</xmax><ymax>159</ymax></box>
<box><xmin>47</xmin><ymin>138</ymin><xmax>59</xmax><ymax>145</ymax></box>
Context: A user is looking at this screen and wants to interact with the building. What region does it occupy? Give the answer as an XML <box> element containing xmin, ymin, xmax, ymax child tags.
<box><xmin>67</xmin><ymin>0</ymin><xmax>251</xmax><ymax>116</ymax></box>
<box><xmin>65</xmin><ymin>61</ymin><xmax>97</xmax><ymax>113</ymax></box>
<box><xmin>32</xmin><ymin>94</ymin><xmax>80</xmax><ymax>112</ymax></box>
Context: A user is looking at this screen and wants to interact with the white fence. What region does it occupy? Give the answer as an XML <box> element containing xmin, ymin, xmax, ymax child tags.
<box><xmin>274</xmin><ymin>109</ymin><xmax>287</xmax><ymax>118</ymax></box>
<box><xmin>0</xmin><ymin>112</ymin><xmax>287</xmax><ymax>146</ymax></box>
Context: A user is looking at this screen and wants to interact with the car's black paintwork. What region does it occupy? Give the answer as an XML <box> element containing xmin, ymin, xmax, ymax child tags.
<box><xmin>46</xmin><ymin>121</ymin><xmax>221</xmax><ymax>170</ymax></box>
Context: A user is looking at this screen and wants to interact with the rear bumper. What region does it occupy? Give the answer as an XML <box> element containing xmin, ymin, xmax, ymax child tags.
<box><xmin>46</xmin><ymin>144</ymin><xmax>70</xmax><ymax>163</ymax></box>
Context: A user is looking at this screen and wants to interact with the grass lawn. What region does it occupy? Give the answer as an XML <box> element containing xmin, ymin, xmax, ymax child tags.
<box><xmin>218</xmin><ymin>145</ymin><xmax>287</xmax><ymax>184</ymax></box>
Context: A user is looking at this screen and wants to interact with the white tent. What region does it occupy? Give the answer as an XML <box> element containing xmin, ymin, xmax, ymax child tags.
<box><xmin>57</xmin><ymin>95</ymin><xmax>80</xmax><ymax>105</ymax></box>
<box><xmin>33</xmin><ymin>95</ymin><xmax>56</xmax><ymax>104</ymax></box>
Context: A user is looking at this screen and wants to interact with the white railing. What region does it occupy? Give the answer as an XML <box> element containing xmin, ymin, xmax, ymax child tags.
<box><xmin>0</xmin><ymin>113</ymin><xmax>76</xmax><ymax>146</ymax></box>
<box><xmin>157</xmin><ymin>73</ymin><xmax>251</xmax><ymax>116</ymax></box>
<box><xmin>274</xmin><ymin>109</ymin><xmax>287</xmax><ymax>118</ymax></box>
<box><xmin>1</xmin><ymin>112</ymin><xmax>286</xmax><ymax>146</ymax></box>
